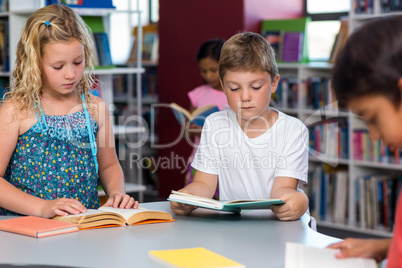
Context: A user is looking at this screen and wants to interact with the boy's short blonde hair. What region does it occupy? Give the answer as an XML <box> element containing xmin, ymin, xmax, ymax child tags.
<box><xmin>219</xmin><ymin>31</ymin><xmax>278</xmax><ymax>82</ymax></box>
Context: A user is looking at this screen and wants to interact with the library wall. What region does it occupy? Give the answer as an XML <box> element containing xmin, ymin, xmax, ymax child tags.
<box><xmin>157</xmin><ymin>0</ymin><xmax>303</xmax><ymax>197</ymax></box>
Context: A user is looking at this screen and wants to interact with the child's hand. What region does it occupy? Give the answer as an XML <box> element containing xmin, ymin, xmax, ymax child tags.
<box><xmin>327</xmin><ymin>238</ymin><xmax>390</xmax><ymax>263</ymax></box>
<box><xmin>271</xmin><ymin>192</ymin><xmax>308</xmax><ymax>221</ymax></box>
<box><xmin>170</xmin><ymin>189</ymin><xmax>198</xmax><ymax>216</ymax></box>
<box><xmin>103</xmin><ymin>193</ymin><xmax>139</xmax><ymax>209</ymax></box>
<box><xmin>40</xmin><ymin>198</ymin><xmax>87</xmax><ymax>218</ymax></box>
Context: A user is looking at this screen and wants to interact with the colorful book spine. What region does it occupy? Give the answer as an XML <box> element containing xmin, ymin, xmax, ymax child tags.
<box><xmin>353</xmin><ymin>129</ymin><xmax>402</xmax><ymax>164</ymax></box>
<box><xmin>271</xmin><ymin>77</ymin><xmax>298</xmax><ymax>109</ymax></box>
<box><xmin>303</xmin><ymin>164</ymin><xmax>348</xmax><ymax>224</ymax></box>
<box><xmin>354</xmin><ymin>174</ymin><xmax>402</xmax><ymax>231</ymax></box>
<box><xmin>305</xmin><ymin>77</ymin><xmax>339</xmax><ymax>111</ymax></box>
<box><xmin>308</xmin><ymin>118</ymin><xmax>349</xmax><ymax>160</ymax></box>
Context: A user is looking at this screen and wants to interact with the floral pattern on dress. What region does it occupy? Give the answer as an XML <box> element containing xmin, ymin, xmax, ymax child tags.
<box><xmin>0</xmin><ymin>110</ymin><xmax>100</xmax><ymax>216</ymax></box>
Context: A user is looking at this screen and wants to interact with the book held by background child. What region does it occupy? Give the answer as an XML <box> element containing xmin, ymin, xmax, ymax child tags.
<box><xmin>169</xmin><ymin>102</ymin><xmax>219</xmax><ymax>127</ymax></box>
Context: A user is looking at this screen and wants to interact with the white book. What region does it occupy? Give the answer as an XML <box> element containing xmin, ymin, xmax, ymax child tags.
<box><xmin>284</xmin><ymin>242</ymin><xmax>377</xmax><ymax>268</ymax></box>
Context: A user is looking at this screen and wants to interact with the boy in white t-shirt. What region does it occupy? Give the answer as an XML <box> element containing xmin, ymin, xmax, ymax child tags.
<box><xmin>170</xmin><ymin>32</ymin><xmax>309</xmax><ymax>222</ymax></box>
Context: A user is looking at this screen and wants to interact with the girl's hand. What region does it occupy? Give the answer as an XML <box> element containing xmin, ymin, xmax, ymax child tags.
<box><xmin>170</xmin><ymin>189</ymin><xmax>198</xmax><ymax>216</ymax></box>
<box><xmin>103</xmin><ymin>193</ymin><xmax>139</xmax><ymax>209</ymax></box>
<box><xmin>271</xmin><ymin>192</ymin><xmax>308</xmax><ymax>221</ymax></box>
<box><xmin>327</xmin><ymin>238</ymin><xmax>390</xmax><ymax>263</ymax></box>
<box><xmin>39</xmin><ymin>198</ymin><xmax>87</xmax><ymax>218</ymax></box>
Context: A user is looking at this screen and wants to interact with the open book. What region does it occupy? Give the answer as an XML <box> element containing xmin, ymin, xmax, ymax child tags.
<box><xmin>170</xmin><ymin>103</ymin><xmax>219</xmax><ymax>127</ymax></box>
<box><xmin>284</xmin><ymin>242</ymin><xmax>377</xmax><ymax>268</ymax></box>
<box><xmin>53</xmin><ymin>206</ymin><xmax>174</xmax><ymax>230</ymax></box>
<box><xmin>168</xmin><ymin>190</ymin><xmax>285</xmax><ymax>213</ymax></box>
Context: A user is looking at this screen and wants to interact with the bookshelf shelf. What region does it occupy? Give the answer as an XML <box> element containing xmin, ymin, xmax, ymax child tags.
<box><xmin>94</xmin><ymin>67</ymin><xmax>145</xmax><ymax>75</ymax></box>
<box><xmin>309</xmin><ymin>156</ymin><xmax>350</xmax><ymax>166</ymax></box>
<box><xmin>113</xmin><ymin>125</ymin><xmax>146</xmax><ymax>135</ymax></box>
<box><xmin>303</xmin><ymin>62</ymin><xmax>334</xmax><ymax>70</ymax></box>
<box><xmin>353</xmin><ymin>160</ymin><xmax>402</xmax><ymax>171</ymax></box>
<box><xmin>274</xmin><ymin>107</ymin><xmax>298</xmax><ymax>115</ymax></box>
<box><xmin>316</xmin><ymin>220</ymin><xmax>393</xmax><ymax>238</ymax></box>
<box><xmin>299</xmin><ymin>109</ymin><xmax>349</xmax><ymax>117</ymax></box>
<box><xmin>71</xmin><ymin>8</ymin><xmax>117</xmax><ymax>16</ymax></box>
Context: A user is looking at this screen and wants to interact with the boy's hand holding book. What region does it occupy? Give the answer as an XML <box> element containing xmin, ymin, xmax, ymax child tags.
<box><xmin>270</xmin><ymin>191</ymin><xmax>308</xmax><ymax>221</ymax></box>
<box><xmin>270</xmin><ymin>179</ymin><xmax>309</xmax><ymax>221</ymax></box>
<box><xmin>169</xmin><ymin>189</ymin><xmax>199</xmax><ymax>216</ymax></box>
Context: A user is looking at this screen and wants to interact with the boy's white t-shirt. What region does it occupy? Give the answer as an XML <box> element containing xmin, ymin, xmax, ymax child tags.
<box><xmin>191</xmin><ymin>109</ymin><xmax>309</xmax><ymax>201</ymax></box>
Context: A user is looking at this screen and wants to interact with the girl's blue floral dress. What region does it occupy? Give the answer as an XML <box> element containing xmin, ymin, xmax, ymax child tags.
<box><xmin>0</xmin><ymin>104</ymin><xmax>100</xmax><ymax>215</ymax></box>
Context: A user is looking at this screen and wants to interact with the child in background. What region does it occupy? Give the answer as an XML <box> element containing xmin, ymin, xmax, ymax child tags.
<box><xmin>0</xmin><ymin>4</ymin><xmax>138</xmax><ymax>218</ymax></box>
<box><xmin>185</xmin><ymin>38</ymin><xmax>228</xmax><ymax>199</ymax></box>
<box><xmin>171</xmin><ymin>32</ymin><xmax>310</xmax><ymax>222</ymax></box>
<box><xmin>327</xmin><ymin>15</ymin><xmax>402</xmax><ymax>266</ymax></box>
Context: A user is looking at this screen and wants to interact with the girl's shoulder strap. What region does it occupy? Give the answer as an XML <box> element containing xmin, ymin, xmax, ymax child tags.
<box><xmin>81</xmin><ymin>92</ymin><xmax>98</xmax><ymax>173</ymax></box>
<box><xmin>81</xmin><ymin>93</ymin><xmax>86</xmax><ymax>104</ymax></box>
<box><xmin>34</xmin><ymin>102</ymin><xmax>48</xmax><ymax>132</ymax></box>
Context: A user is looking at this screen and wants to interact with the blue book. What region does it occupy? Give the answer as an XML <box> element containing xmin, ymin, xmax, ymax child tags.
<box><xmin>168</xmin><ymin>190</ymin><xmax>285</xmax><ymax>213</ymax></box>
<box><xmin>170</xmin><ymin>102</ymin><xmax>219</xmax><ymax>127</ymax></box>
<box><xmin>47</xmin><ymin>0</ymin><xmax>115</xmax><ymax>9</ymax></box>
<box><xmin>93</xmin><ymin>32</ymin><xmax>113</xmax><ymax>67</ymax></box>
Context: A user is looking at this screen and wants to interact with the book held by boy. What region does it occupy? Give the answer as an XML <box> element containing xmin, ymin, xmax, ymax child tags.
<box><xmin>169</xmin><ymin>102</ymin><xmax>219</xmax><ymax>127</ymax></box>
<box><xmin>0</xmin><ymin>216</ymin><xmax>79</xmax><ymax>238</ymax></box>
<box><xmin>149</xmin><ymin>247</ymin><xmax>246</xmax><ymax>268</ymax></box>
<box><xmin>168</xmin><ymin>190</ymin><xmax>285</xmax><ymax>213</ymax></box>
<box><xmin>284</xmin><ymin>242</ymin><xmax>377</xmax><ymax>268</ymax></box>
<box><xmin>53</xmin><ymin>206</ymin><xmax>174</xmax><ymax>229</ymax></box>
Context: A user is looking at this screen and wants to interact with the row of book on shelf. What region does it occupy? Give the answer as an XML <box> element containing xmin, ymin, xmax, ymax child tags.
<box><xmin>260</xmin><ymin>16</ymin><xmax>348</xmax><ymax>65</ymax></box>
<box><xmin>355</xmin><ymin>173</ymin><xmax>401</xmax><ymax>231</ymax></box>
<box><xmin>303</xmin><ymin>164</ymin><xmax>349</xmax><ymax>225</ymax></box>
<box><xmin>354</xmin><ymin>0</ymin><xmax>402</xmax><ymax>14</ymax></box>
<box><xmin>308</xmin><ymin>118</ymin><xmax>349</xmax><ymax>160</ymax></box>
<box><xmin>353</xmin><ymin>129</ymin><xmax>402</xmax><ymax>164</ymax></box>
<box><xmin>271</xmin><ymin>77</ymin><xmax>298</xmax><ymax>109</ymax></box>
<box><xmin>260</xmin><ymin>17</ymin><xmax>309</xmax><ymax>63</ymax></box>
<box><xmin>262</xmin><ymin>30</ymin><xmax>303</xmax><ymax>62</ymax></box>
<box><xmin>306</xmin><ymin>119</ymin><xmax>402</xmax><ymax>165</ymax></box>
<box><xmin>271</xmin><ymin>76</ymin><xmax>340</xmax><ymax>111</ymax></box>
<box><xmin>303</xmin><ymin>164</ymin><xmax>401</xmax><ymax>232</ymax></box>
<box><xmin>112</xmin><ymin>69</ymin><xmax>158</xmax><ymax>100</ymax></box>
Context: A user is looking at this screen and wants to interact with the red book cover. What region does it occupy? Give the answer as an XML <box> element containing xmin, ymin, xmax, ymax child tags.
<box><xmin>0</xmin><ymin>216</ymin><xmax>79</xmax><ymax>238</ymax></box>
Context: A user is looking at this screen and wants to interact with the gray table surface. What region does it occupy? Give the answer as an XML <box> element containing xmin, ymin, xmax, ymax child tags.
<box><xmin>0</xmin><ymin>201</ymin><xmax>341</xmax><ymax>268</ymax></box>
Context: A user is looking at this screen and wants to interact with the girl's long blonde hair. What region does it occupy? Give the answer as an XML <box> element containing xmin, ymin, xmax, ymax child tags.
<box><xmin>5</xmin><ymin>4</ymin><xmax>96</xmax><ymax>115</ymax></box>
